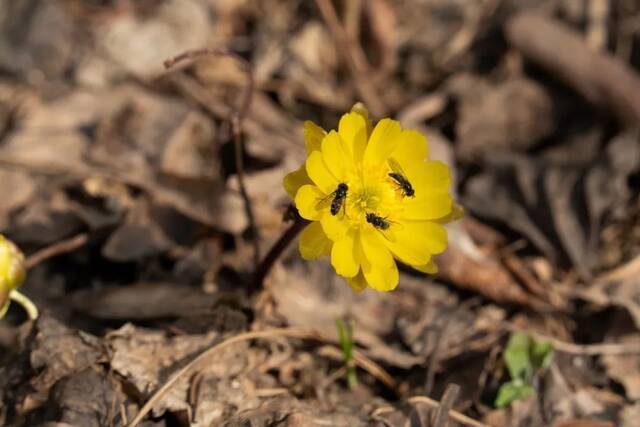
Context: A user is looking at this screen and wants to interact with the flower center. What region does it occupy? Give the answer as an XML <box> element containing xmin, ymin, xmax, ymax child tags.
<box><xmin>343</xmin><ymin>166</ymin><xmax>402</xmax><ymax>228</ymax></box>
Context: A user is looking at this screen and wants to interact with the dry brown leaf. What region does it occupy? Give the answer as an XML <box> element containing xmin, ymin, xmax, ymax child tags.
<box><xmin>160</xmin><ymin>111</ymin><xmax>218</xmax><ymax>180</ymax></box>
<box><xmin>439</xmin><ymin>222</ymin><xmax>549</xmax><ymax>308</ymax></box>
<box><xmin>578</xmin><ymin>256</ymin><xmax>640</xmax><ymax>328</ymax></box>
<box><xmin>0</xmin><ymin>169</ymin><xmax>36</xmax><ymax>229</ymax></box>
<box><xmin>107</xmin><ymin>323</ymin><xmax>249</xmax><ymax>422</ymax></box>
<box><xmin>79</xmin><ymin>0</ymin><xmax>211</xmax><ymax>83</ymax></box>
<box><xmin>71</xmin><ymin>282</ymin><xmax>228</xmax><ymax>320</ymax></box>
<box><xmin>601</xmin><ymin>335</ymin><xmax>640</xmax><ymax>400</ymax></box>
<box><xmin>464</xmin><ymin>131</ymin><xmax>640</xmax><ymax>279</ymax></box>
<box><xmin>101</xmin><ymin>199</ymin><xmax>171</xmax><ymax>262</ymax></box>
<box><xmin>47</xmin><ymin>369</ymin><xmax>131</xmax><ymax>427</ymax></box>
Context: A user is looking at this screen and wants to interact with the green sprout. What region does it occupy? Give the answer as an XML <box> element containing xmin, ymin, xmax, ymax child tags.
<box><xmin>336</xmin><ymin>318</ymin><xmax>357</xmax><ymax>390</ymax></box>
<box><xmin>494</xmin><ymin>332</ymin><xmax>553</xmax><ymax>408</ymax></box>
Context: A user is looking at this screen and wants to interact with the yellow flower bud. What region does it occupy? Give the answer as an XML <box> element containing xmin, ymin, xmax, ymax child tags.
<box><xmin>0</xmin><ymin>234</ymin><xmax>26</xmax><ymax>317</ymax></box>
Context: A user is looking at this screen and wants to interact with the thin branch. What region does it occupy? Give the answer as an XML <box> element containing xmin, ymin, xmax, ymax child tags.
<box><xmin>25</xmin><ymin>233</ymin><xmax>89</xmax><ymax>269</ymax></box>
<box><xmin>164</xmin><ymin>48</ymin><xmax>260</xmax><ymax>266</ymax></box>
<box><xmin>432</xmin><ymin>383</ymin><xmax>460</xmax><ymax>427</ymax></box>
<box><xmin>408</xmin><ymin>396</ymin><xmax>492</xmax><ymax>427</ymax></box>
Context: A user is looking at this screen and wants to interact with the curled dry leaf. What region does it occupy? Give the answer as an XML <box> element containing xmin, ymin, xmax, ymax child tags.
<box><xmin>577</xmin><ymin>256</ymin><xmax>640</xmax><ymax>329</ymax></box>
<box><xmin>439</xmin><ymin>222</ymin><xmax>547</xmax><ymax>308</ymax></box>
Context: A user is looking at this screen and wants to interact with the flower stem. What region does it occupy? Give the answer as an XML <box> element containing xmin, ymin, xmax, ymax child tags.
<box><xmin>9</xmin><ymin>289</ymin><xmax>38</xmax><ymax>320</ymax></box>
<box><xmin>252</xmin><ymin>212</ymin><xmax>308</xmax><ymax>290</ymax></box>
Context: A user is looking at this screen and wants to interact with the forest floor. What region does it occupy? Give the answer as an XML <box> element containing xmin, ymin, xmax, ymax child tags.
<box><xmin>1</xmin><ymin>1</ymin><xmax>640</xmax><ymax>426</ymax></box>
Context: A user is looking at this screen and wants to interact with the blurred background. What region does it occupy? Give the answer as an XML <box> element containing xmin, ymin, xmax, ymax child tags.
<box><xmin>0</xmin><ymin>0</ymin><xmax>639</xmax><ymax>426</ymax></box>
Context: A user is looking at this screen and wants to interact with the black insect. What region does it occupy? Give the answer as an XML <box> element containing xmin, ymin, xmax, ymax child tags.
<box><xmin>317</xmin><ymin>183</ymin><xmax>349</xmax><ymax>216</ymax></box>
<box><xmin>365</xmin><ymin>212</ymin><xmax>391</xmax><ymax>230</ymax></box>
<box><xmin>387</xmin><ymin>158</ymin><xmax>415</xmax><ymax>198</ymax></box>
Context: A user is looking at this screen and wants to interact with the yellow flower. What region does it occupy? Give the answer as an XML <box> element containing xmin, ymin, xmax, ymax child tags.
<box><xmin>0</xmin><ymin>234</ymin><xmax>26</xmax><ymax>317</ymax></box>
<box><xmin>283</xmin><ymin>104</ymin><xmax>461</xmax><ymax>292</ymax></box>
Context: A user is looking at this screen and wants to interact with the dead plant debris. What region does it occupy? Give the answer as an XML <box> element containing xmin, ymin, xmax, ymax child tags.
<box><xmin>1</xmin><ymin>1</ymin><xmax>640</xmax><ymax>426</ymax></box>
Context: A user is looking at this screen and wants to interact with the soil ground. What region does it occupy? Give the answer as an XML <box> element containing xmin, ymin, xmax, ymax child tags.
<box><xmin>1</xmin><ymin>1</ymin><xmax>640</xmax><ymax>426</ymax></box>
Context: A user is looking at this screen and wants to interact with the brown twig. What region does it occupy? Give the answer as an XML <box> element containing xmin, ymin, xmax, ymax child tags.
<box><xmin>251</xmin><ymin>213</ymin><xmax>309</xmax><ymax>290</ymax></box>
<box><xmin>127</xmin><ymin>327</ymin><xmax>394</xmax><ymax>427</ymax></box>
<box><xmin>25</xmin><ymin>233</ymin><xmax>89</xmax><ymax>269</ymax></box>
<box><xmin>408</xmin><ymin>396</ymin><xmax>492</xmax><ymax>427</ymax></box>
<box><xmin>314</xmin><ymin>0</ymin><xmax>386</xmax><ymax>117</ymax></box>
<box><xmin>372</xmin><ymin>396</ymin><xmax>491</xmax><ymax>427</ymax></box>
<box><xmin>164</xmin><ymin>48</ymin><xmax>260</xmax><ymax>267</ymax></box>
<box><xmin>432</xmin><ymin>383</ymin><xmax>461</xmax><ymax>427</ymax></box>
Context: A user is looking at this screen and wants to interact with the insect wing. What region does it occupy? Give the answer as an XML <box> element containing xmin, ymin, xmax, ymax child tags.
<box><xmin>374</xmin><ymin>219</ymin><xmax>403</xmax><ymax>242</ymax></box>
<box><xmin>388</xmin><ymin>157</ymin><xmax>407</xmax><ymax>177</ymax></box>
<box><xmin>315</xmin><ymin>192</ymin><xmax>335</xmax><ymax>210</ymax></box>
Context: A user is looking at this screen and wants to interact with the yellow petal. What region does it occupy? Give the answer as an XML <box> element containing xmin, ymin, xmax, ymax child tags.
<box><xmin>350</xmin><ymin>103</ymin><xmax>372</xmax><ymax>136</ymax></box>
<box><xmin>331</xmin><ymin>231</ymin><xmax>359</xmax><ymax>277</ymax></box>
<box><xmin>304</xmin><ymin>120</ymin><xmax>326</xmax><ymax>153</ymax></box>
<box><xmin>283</xmin><ymin>164</ymin><xmax>312</xmax><ymax>199</ymax></box>
<box><xmin>435</xmin><ymin>203</ymin><xmax>464</xmax><ymax>224</ymax></box>
<box><xmin>399</xmin><ymin>192</ymin><xmax>453</xmax><ymax>221</ymax></box>
<box><xmin>306</xmin><ymin>151</ymin><xmax>338</xmax><ymax>194</ymax></box>
<box><xmin>414</xmin><ymin>259</ymin><xmax>438</xmax><ymax>274</ymax></box>
<box><xmin>295</xmin><ymin>185</ymin><xmax>324</xmax><ymax>220</ymax></box>
<box><xmin>360</xmin><ymin>230</ymin><xmax>399</xmax><ymax>291</ymax></box>
<box><xmin>364</xmin><ymin>118</ymin><xmax>402</xmax><ymax>167</ymax></box>
<box><xmin>299</xmin><ymin>222</ymin><xmax>332</xmax><ymax>260</ymax></box>
<box><xmin>338</xmin><ymin>112</ymin><xmax>367</xmax><ymax>162</ymax></box>
<box><xmin>321</xmin><ymin>131</ymin><xmax>349</xmax><ymax>181</ymax></box>
<box><xmin>388</xmin><ymin>130</ymin><xmax>428</xmax><ymax>167</ymax></box>
<box><xmin>384</xmin><ymin>221</ymin><xmax>448</xmax><ymax>266</ymax></box>
<box><xmin>321</xmin><ymin>212</ymin><xmax>349</xmax><ymax>241</ymax></box>
<box><xmin>347</xmin><ymin>270</ymin><xmax>367</xmax><ymax>292</ymax></box>
<box><xmin>409</xmin><ymin>160</ymin><xmax>451</xmax><ymax>193</ymax></box>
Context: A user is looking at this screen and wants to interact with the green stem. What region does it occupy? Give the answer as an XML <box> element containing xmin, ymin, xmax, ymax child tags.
<box><xmin>9</xmin><ymin>289</ymin><xmax>38</xmax><ymax>320</ymax></box>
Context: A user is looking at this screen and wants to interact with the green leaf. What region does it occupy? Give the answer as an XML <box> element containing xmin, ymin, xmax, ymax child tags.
<box><xmin>504</xmin><ymin>333</ymin><xmax>533</xmax><ymax>380</ymax></box>
<box><xmin>335</xmin><ymin>318</ymin><xmax>358</xmax><ymax>390</ymax></box>
<box><xmin>496</xmin><ymin>333</ymin><xmax>554</xmax><ymax>408</ymax></box>
<box><xmin>494</xmin><ymin>381</ymin><xmax>535</xmax><ymax>408</ymax></box>
<box><xmin>531</xmin><ymin>339</ymin><xmax>553</xmax><ymax>369</ymax></box>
